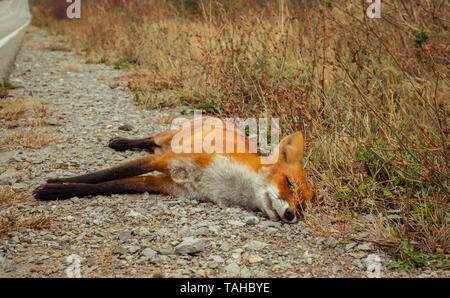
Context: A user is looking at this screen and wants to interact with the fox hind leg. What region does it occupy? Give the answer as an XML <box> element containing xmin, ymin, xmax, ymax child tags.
<box><xmin>46</xmin><ymin>154</ymin><xmax>172</xmax><ymax>184</ymax></box>
<box><xmin>34</xmin><ymin>175</ymin><xmax>175</xmax><ymax>201</ymax></box>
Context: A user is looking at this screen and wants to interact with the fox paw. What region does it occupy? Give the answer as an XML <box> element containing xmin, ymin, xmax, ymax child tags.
<box><xmin>108</xmin><ymin>137</ymin><xmax>130</xmax><ymax>151</ymax></box>
<box><xmin>33</xmin><ymin>183</ymin><xmax>69</xmax><ymax>201</ymax></box>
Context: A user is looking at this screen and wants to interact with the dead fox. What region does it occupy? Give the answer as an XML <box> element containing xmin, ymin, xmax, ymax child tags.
<box><xmin>33</xmin><ymin>117</ymin><xmax>315</xmax><ymax>223</ymax></box>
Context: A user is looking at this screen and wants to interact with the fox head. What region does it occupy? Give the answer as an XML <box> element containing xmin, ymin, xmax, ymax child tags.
<box><xmin>265</xmin><ymin>131</ymin><xmax>315</xmax><ymax>223</ymax></box>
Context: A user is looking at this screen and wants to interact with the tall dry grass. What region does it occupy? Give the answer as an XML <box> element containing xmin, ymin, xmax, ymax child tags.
<box><xmin>31</xmin><ymin>0</ymin><xmax>448</xmax><ymax>269</ymax></box>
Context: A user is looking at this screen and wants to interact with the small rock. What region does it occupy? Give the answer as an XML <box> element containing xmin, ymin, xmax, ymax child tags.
<box><xmin>240</xmin><ymin>267</ymin><xmax>251</xmax><ymax>278</ymax></box>
<box><xmin>358</xmin><ymin>243</ymin><xmax>374</xmax><ymax>251</ymax></box>
<box><xmin>324</xmin><ymin>236</ymin><xmax>338</xmax><ymax>248</ymax></box>
<box><xmin>127</xmin><ymin>210</ymin><xmax>143</xmax><ymax>218</ymax></box>
<box><xmin>157</xmin><ymin>247</ymin><xmax>175</xmax><ymax>255</ymax></box>
<box><xmin>244</xmin><ymin>240</ymin><xmax>267</xmax><ymax>250</ymax></box>
<box><xmin>179</xmin><ymin>226</ymin><xmax>192</xmax><ymax>237</ymax></box>
<box><xmin>118</xmin><ymin>230</ymin><xmax>132</xmax><ymax>242</ymax></box>
<box><xmin>224</xmin><ymin>262</ymin><xmax>240</xmax><ymax>277</ymax></box>
<box><xmin>0</xmin><ymin>169</ymin><xmax>19</xmax><ymax>185</ymax></box>
<box><xmin>240</xmin><ymin>234</ymin><xmax>248</xmax><ymax>240</ymax></box>
<box><xmin>45</xmin><ymin>118</ymin><xmax>61</xmax><ymax>126</ymax></box>
<box><xmin>109</xmin><ymin>82</ymin><xmax>120</xmax><ymax>89</ymax></box>
<box><xmin>12</xmin><ymin>183</ymin><xmax>27</xmax><ymax>192</ymax></box>
<box><xmin>194</xmin><ymin>227</ymin><xmax>210</xmax><ymax>236</ymax></box>
<box><xmin>208</xmin><ymin>225</ymin><xmax>219</xmax><ymax>234</ymax></box>
<box><xmin>244</xmin><ymin>216</ymin><xmax>259</xmax><ymax>225</ymax></box>
<box><xmin>112</xmin><ymin>246</ymin><xmax>127</xmax><ymax>256</ymax></box>
<box><xmin>129</xmin><ymin>246</ymin><xmax>140</xmax><ymax>254</ymax></box>
<box><xmin>221</xmin><ymin>242</ymin><xmax>231</xmax><ymax>252</ymax></box>
<box><xmin>357</xmin><ymin>232</ymin><xmax>370</xmax><ymax>238</ymax></box>
<box><xmin>247</xmin><ymin>255</ymin><xmax>263</xmax><ymax>264</ymax></box>
<box><xmin>174</xmin><ymin>237</ymin><xmax>206</xmax><ymax>254</ymax></box>
<box><xmin>210</xmin><ymin>255</ymin><xmax>224</xmax><ymax>263</ymax></box>
<box><xmin>65</xmin><ymin>215</ymin><xmax>75</xmax><ymax>222</ymax></box>
<box><xmin>228</xmin><ymin>220</ymin><xmax>245</xmax><ymax>227</ymax></box>
<box><xmin>142</xmin><ymin>248</ymin><xmax>157</xmax><ymax>260</ymax></box>
<box><xmin>231</xmin><ymin>251</ymin><xmax>242</xmax><ymax>259</ymax></box>
<box><xmin>137</xmin><ymin>227</ymin><xmax>151</xmax><ymax>236</ymax></box>
<box><xmin>265</xmin><ymin>227</ymin><xmax>278</xmax><ymax>234</ymax></box>
<box><xmin>259</xmin><ymin>221</ymin><xmax>281</xmax><ymax>229</ymax></box>
<box><xmin>345</xmin><ymin>242</ymin><xmax>357</xmax><ymax>251</ymax></box>
<box><xmin>301</xmin><ymin>227</ymin><xmax>312</xmax><ymax>235</ymax></box>
<box><xmin>352</xmin><ymin>253</ymin><xmax>366</xmax><ymax>259</ymax></box>
<box><xmin>352</xmin><ymin>259</ymin><xmax>364</xmax><ymax>269</ymax></box>
<box><xmin>118</xmin><ymin>124</ymin><xmax>133</xmax><ymax>131</ymax></box>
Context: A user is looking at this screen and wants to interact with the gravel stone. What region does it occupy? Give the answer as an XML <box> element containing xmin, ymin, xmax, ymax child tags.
<box><xmin>118</xmin><ymin>124</ymin><xmax>134</xmax><ymax>131</ymax></box>
<box><xmin>244</xmin><ymin>216</ymin><xmax>259</xmax><ymax>225</ymax></box>
<box><xmin>358</xmin><ymin>243</ymin><xmax>374</xmax><ymax>251</ymax></box>
<box><xmin>247</xmin><ymin>255</ymin><xmax>263</xmax><ymax>264</ymax></box>
<box><xmin>142</xmin><ymin>248</ymin><xmax>157</xmax><ymax>260</ymax></box>
<box><xmin>244</xmin><ymin>240</ymin><xmax>267</xmax><ymax>250</ymax></box>
<box><xmin>228</xmin><ymin>220</ymin><xmax>245</xmax><ymax>227</ymax></box>
<box><xmin>224</xmin><ymin>262</ymin><xmax>241</xmax><ymax>277</ymax></box>
<box><xmin>324</xmin><ymin>237</ymin><xmax>338</xmax><ymax>248</ymax></box>
<box><xmin>174</xmin><ymin>237</ymin><xmax>206</xmax><ymax>254</ymax></box>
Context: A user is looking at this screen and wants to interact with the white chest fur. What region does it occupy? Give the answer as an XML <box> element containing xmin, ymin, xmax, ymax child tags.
<box><xmin>168</xmin><ymin>156</ymin><xmax>266</xmax><ymax>208</ymax></box>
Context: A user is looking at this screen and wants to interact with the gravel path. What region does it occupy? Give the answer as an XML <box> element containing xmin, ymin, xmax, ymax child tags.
<box><xmin>0</xmin><ymin>29</ymin><xmax>448</xmax><ymax>278</ymax></box>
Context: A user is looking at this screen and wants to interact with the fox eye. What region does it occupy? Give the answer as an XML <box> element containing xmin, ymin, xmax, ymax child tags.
<box><xmin>286</xmin><ymin>178</ymin><xmax>294</xmax><ymax>191</ymax></box>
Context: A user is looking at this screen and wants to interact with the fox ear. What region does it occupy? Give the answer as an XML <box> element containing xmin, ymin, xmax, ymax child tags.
<box><xmin>276</xmin><ymin>131</ymin><xmax>304</xmax><ymax>165</ymax></box>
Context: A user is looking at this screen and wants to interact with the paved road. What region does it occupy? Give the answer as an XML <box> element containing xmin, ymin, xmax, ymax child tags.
<box><xmin>0</xmin><ymin>0</ymin><xmax>31</xmax><ymax>81</ymax></box>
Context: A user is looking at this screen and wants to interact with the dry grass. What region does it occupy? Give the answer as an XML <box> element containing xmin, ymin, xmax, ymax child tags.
<box><xmin>0</xmin><ymin>98</ymin><xmax>52</xmax><ymax>130</ymax></box>
<box><xmin>151</xmin><ymin>113</ymin><xmax>179</xmax><ymax>125</ymax></box>
<box><xmin>41</xmin><ymin>44</ymin><xmax>72</xmax><ymax>52</ymax></box>
<box><xmin>32</xmin><ymin>0</ymin><xmax>449</xmax><ymax>269</ymax></box>
<box><xmin>60</xmin><ymin>63</ymin><xmax>82</xmax><ymax>73</ymax></box>
<box><xmin>0</xmin><ymin>98</ymin><xmax>28</xmax><ymax>120</ymax></box>
<box><xmin>31</xmin><ymin>101</ymin><xmax>51</xmax><ymax>118</ymax></box>
<box><xmin>0</xmin><ymin>188</ymin><xmax>27</xmax><ymax>208</ymax></box>
<box><xmin>0</xmin><ymin>188</ymin><xmax>52</xmax><ymax>236</ymax></box>
<box><xmin>0</xmin><ymin>130</ymin><xmax>55</xmax><ymax>149</ymax></box>
<box><xmin>0</xmin><ymin>98</ymin><xmax>51</xmax><ymax>121</ymax></box>
<box><xmin>0</xmin><ymin>208</ymin><xmax>53</xmax><ymax>236</ymax></box>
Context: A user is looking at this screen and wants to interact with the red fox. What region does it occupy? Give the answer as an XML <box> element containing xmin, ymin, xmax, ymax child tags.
<box><xmin>33</xmin><ymin>117</ymin><xmax>315</xmax><ymax>223</ymax></box>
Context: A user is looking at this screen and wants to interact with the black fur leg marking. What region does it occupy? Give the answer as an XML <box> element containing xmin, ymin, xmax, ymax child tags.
<box><xmin>33</xmin><ymin>183</ymin><xmax>81</xmax><ymax>201</ymax></box>
<box><xmin>108</xmin><ymin>137</ymin><xmax>131</xmax><ymax>151</ymax></box>
<box><xmin>34</xmin><ymin>179</ymin><xmax>151</xmax><ymax>201</ymax></box>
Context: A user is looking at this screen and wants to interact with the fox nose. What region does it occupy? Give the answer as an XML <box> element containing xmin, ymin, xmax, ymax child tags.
<box><xmin>284</xmin><ymin>208</ymin><xmax>295</xmax><ymax>221</ymax></box>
